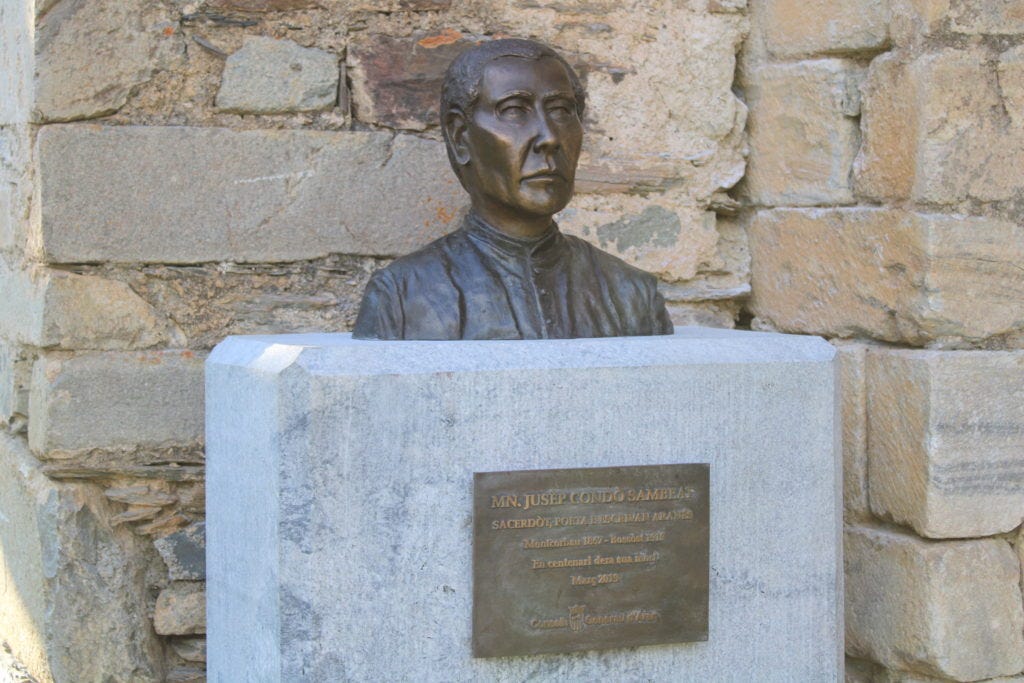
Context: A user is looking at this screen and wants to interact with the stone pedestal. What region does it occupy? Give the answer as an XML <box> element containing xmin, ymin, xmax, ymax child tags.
<box><xmin>206</xmin><ymin>328</ymin><xmax>840</xmax><ymax>681</ymax></box>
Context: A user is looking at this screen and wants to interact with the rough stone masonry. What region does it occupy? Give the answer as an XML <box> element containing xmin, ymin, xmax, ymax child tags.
<box><xmin>1</xmin><ymin>0</ymin><xmax>1023</xmax><ymax>681</ymax></box>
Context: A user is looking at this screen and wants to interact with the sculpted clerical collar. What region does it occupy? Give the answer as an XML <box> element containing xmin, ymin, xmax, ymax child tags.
<box><xmin>464</xmin><ymin>211</ymin><xmax>560</xmax><ymax>258</ymax></box>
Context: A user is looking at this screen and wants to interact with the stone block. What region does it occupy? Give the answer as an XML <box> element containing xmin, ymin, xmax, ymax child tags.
<box><xmin>37</xmin><ymin>125</ymin><xmax>465</xmax><ymax>263</ymax></box>
<box><xmin>889</xmin><ymin>0</ymin><xmax>951</xmax><ymax>46</ymax></box>
<box><xmin>155</xmin><ymin>522</ymin><xmax>206</xmax><ymax>581</ymax></box>
<box><xmin>867</xmin><ymin>348</ymin><xmax>1024</xmax><ymax>538</ymax></box>
<box><xmin>763</xmin><ymin>0</ymin><xmax>889</xmax><ymax>57</ymax></box>
<box><xmin>709</xmin><ymin>0</ymin><xmax>748</xmax><ymax>12</ymax></box>
<box><xmin>34</xmin><ymin>0</ymin><xmax>183</xmax><ymax>121</ymax></box>
<box><xmin>748</xmin><ymin>208</ymin><xmax>1024</xmax><ymax>345</ymax></box>
<box><xmin>216</xmin><ymin>36</ymin><xmax>339</xmax><ymax>115</ymax></box>
<box><xmin>0</xmin><ymin>124</ymin><xmax>33</xmax><ymax>255</ymax></box>
<box><xmin>999</xmin><ymin>45</ymin><xmax>1024</xmax><ymax>128</ymax></box>
<box><xmin>166</xmin><ymin>667</ymin><xmax>205</xmax><ymax>683</ymax></box>
<box><xmin>207</xmin><ymin>328</ymin><xmax>840</xmax><ymax>680</ymax></box>
<box><xmin>0</xmin><ymin>433</ymin><xmax>164</xmax><ymax>683</ymax></box>
<box><xmin>0</xmin><ymin>339</ymin><xmax>30</xmax><ymax>429</ymax></box>
<box><xmin>845</xmin><ymin>526</ymin><xmax>1024</xmax><ymax>680</ymax></box>
<box><xmin>0</xmin><ymin>264</ymin><xmax>177</xmax><ymax>349</ymax></box>
<box><xmin>743</xmin><ymin>60</ymin><xmax>862</xmax><ymax>206</ymax></box>
<box><xmin>949</xmin><ymin>0</ymin><xmax>1024</xmax><ymax>34</ymax></box>
<box><xmin>206</xmin><ymin>0</ymin><xmax>318</xmax><ymax>9</ymax></box>
<box><xmin>856</xmin><ymin>48</ymin><xmax>1024</xmax><ymax>204</ymax></box>
<box><xmin>0</xmin><ymin>1</ymin><xmax>32</xmax><ymax>125</ymax></box>
<box><xmin>99</xmin><ymin>256</ymin><xmax>379</xmax><ymax>349</ymax></box>
<box><xmin>353</xmin><ymin>0</ymin><xmax>452</xmax><ymax>9</ymax></box>
<box><xmin>170</xmin><ymin>637</ymin><xmax>206</xmax><ymax>663</ymax></box>
<box><xmin>558</xmin><ymin>200</ymin><xmax>719</xmax><ymax>281</ymax></box>
<box><xmin>0</xmin><ymin>263</ymin><xmax>45</xmax><ymax>344</ymax></box>
<box><xmin>155</xmin><ymin>582</ymin><xmax>206</xmax><ymax>636</ymax></box>
<box><xmin>0</xmin><ymin>183</ymin><xmax>11</xmax><ymax>250</ymax></box>
<box><xmin>845</xmin><ymin>657</ymin><xmax>880</xmax><ymax>682</ymax></box>
<box><xmin>853</xmin><ymin>53</ymin><xmax>916</xmax><ymax>202</ymax></box>
<box><xmin>836</xmin><ymin>343</ymin><xmax>869</xmax><ymax>521</ymax></box>
<box><xmin>40</xmin><ymin>271</ymin><xmax>178</xmax><ymax>349</ymax></box>
<box><xmin>28</xmin><ymin>350</ymin><xmax>205</xmax><ymax>458</ymax></box>
<box><xmin>348</xmin><ymin>31</ymin><xmax>471</xmax><ymax>130</ymax></box>
<box><xmin>873</xmin><ymin>669</ymin><xmax>1022</xmax><ymax>683</ymax></box>
<box><xmin>912</xmin><ymin>48</ymin><xmax>1022</xmax><ymax>204</ymax></box>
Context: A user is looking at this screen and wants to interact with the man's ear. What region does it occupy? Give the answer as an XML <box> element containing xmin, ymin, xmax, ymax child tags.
<box><xmin>445</xmin><ymin>108</ymin><xmax>471</xmax><ymax>167</ymax></box>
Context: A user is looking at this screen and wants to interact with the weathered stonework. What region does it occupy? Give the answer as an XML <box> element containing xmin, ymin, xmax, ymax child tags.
<box><xmin>80</xmin><ymin>256</ymin><xmax>384</xmax><ymax>350</ymax></box>
<box><xmin>34</xmin><ymin>0</ymin><xmax>184</xmax><ymax>122</ymax></box>
<box><xmin>763</xmin><ymin>0</ymin><xmax>890</xmax><ymax>57</ymax></box>
<box><xmin>0</xmin><ymin>434</ymin><xmax>165</xmax><ymax>683</ymax></box>
<box><xmin>28</xmin><ymin>350</ymin><xmax>205</xmax><ymax>459</ymax></box>
<box><xmin>155</xmin><ymin>522</ymin><xmax>206</xmax><ymax>582</ymax></box>
<box><xmin>948</xmin><ymin>0</ymin><xmax>1024</xmax><ymax>35</ymax></box>
<box><xmin>742</xmin><ymin>59</ymin><xmax>862</xmax><ymax>206</ymax></box>
<box><xmin>867</xmin><ymin>348</ymin><xmax>1024</xmax><ymax>539</ymax></box>
<box><xmin>836</xmin><ymin>343</ymin><xmax>870</xmax><ymax>521</ymax></box>
<box><xmin>0</xmin><ymin>1</ymin><xmax>32</xmax><ymax>125</ymax></box>
<box><xmin>206</xmin><ymin>0</ymin><xmax>319</xmax><ymax>10</ymax></box>
<box><xmin>748</xmin><ymin>208</ymin><xmax>1024</xmax><ymax>346</ymax></box>
<box><xmin>154</xmin><ymin>582</ymin><xmax>206</xmax><ymax>636</ymax></box>
<box><xmin>216</xmin><ymin>36</ymin><xmax>339</xmax><ymax>115</ymax></box>
<box><xmin>37</xmin><ymin>125</ymin><xmax>466</xmax><ymax>263</ymax></box>
<box><xmin>745</xmin><ymin>5</ymin><xmax>1024</xmax><ymax>678</ymax></box>
<box><xmin>348</xmin><ymin>32</ymin><xmax>473</xmax><ymax>131</ymax></box>
<box><xmin>846</xmin><ymin>526</ymin><xmax>1024</xmax><ymax>681</ymax></box>
<box><xmin>0</xmin><ymin>338</ymin><xmax>31</xmax><ymax>429</ymax></box>
<box><xmin>856</xmin><ymin>47</ymin><xmax>1024</xmax><ymax>205</ymax></box>
<box><xmin>1000</xmin><ymin>45</ymin><xmax>1024</xmax><ymax>128</ymax></box>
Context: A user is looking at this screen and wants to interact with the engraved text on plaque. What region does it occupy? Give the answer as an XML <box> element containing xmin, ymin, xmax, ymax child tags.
<box><xmin>472</xmin><ymin>464</ymin><xmax>710</xmax><ymax>657</ymax></box>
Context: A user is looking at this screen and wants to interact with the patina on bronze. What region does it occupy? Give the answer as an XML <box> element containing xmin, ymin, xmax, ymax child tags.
<box><xmin>353</xmin><ymin>39</ymin><xmax>674</xmax><ymax>340</ymax></box>
<box><xmin>472</xmin><ymin>464</ymin><xmax>710</xmax><ymax>658</ymax></box>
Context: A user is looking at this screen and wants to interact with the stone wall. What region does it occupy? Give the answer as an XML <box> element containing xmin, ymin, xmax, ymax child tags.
<box><xmin>0</xmin><ymin>1</ymin><xmax>748</xmax><ymax>681</ymax></box>
<box><xmin>740</xmin><ymin>1</ymin><xmax>1024</xmax><ymax>681</ymax></box>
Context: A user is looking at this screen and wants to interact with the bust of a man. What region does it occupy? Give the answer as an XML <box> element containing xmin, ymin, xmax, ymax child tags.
<box><xmin>353</xmin><ymin>38</ymin><xmax>673</xmax><ymax>340</ymax></box>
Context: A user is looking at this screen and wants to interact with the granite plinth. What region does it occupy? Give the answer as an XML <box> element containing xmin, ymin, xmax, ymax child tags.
<box><xmin>206</xmin><ymin>327</ymin><xmax>840</xmax><ymax>681</ymax></box>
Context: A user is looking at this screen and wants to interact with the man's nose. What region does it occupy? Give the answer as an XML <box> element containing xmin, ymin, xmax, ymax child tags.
<box><xmin>531</xmin><ymin>110</ymin><xmax>560</xmax><ymax>154</ymax></box>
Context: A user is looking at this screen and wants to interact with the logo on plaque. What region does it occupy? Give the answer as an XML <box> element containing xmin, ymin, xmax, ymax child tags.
<box><xmin>568</xmin><ymin>605</ymin><xmax>586</xmax><ymax>633</ymax></box>
<box><xmin>472</xmin><ymin>463</ymin><xmax>710</xmax><ymax>658</ymax></box>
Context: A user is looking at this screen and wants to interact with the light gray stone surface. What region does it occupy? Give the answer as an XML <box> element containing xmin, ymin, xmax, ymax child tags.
<box><xmin>0</xmin><ymin>1</ymin><xmax>32</xmax><ymax>125</ymax></box>
<box><xmin>216</xmin><ymin>36</ymin><xmax>339</xmax><ymax>114</ymax></box>
<box><xmin>37</xmin><ymin>125</ymin><xmax>466</xmax><ymax>263</ymax></box>
<box><xmin>867</xmin><ymin>348</ymin><xmax>1024</xmax><ymax>538</ymax></box>
<box><xmin>0</xmin><ymin>339</ymin><xmax>30</xmax><ymax>429</ymax></box>
<box><xmin>33</xmin><ymin>0</ymin><xmax>183</xmax><ymax>122</ymax></box>
<box><xmin>845</xmin><ymin>525</ymin><xmax>1024</xmax><ymax>680</ymax></box>
<box><xmin>207</xmin><ymin>327</ymin><xmax>840</xmax><ymax>681</ymax></box>
<box><xmin>0</xmin><ymin>433</ymin><xmax>163</xmax><ymax>683</ymax></box>
<box><xmin>28</xmin><ymin>350</ymin><xmax>205</xmax><ymax>457</ymax></box>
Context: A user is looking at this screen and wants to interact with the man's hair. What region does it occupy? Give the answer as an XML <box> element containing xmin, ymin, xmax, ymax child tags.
<box><xmin>440</xmin><ymin>38</ymin><xmax>586</xmax><ymax>182</ymax></box>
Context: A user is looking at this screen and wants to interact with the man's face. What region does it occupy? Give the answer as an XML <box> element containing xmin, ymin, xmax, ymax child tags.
<box><xmin>460</xmin><ymin>55</ymin><xmax>583</xmax><ymax>220</ymax></box>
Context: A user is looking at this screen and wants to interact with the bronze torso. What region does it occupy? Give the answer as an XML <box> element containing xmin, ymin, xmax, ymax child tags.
<box><xmin>353</xmin><ymin>213</ymin><xmax>673</xmax><ymax>340</ymax></box>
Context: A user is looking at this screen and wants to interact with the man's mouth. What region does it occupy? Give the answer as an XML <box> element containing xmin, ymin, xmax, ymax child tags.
<box><xmin>522</xmin><ymin>170</ymin><xmax>564</xmax><ymax>181</ymax></box>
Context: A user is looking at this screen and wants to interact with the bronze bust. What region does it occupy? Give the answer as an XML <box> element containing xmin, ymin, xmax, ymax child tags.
<box><xmin>353</xmin><ymin>39</ymin><xmax>673</xmax><ymax>340</ymax></box>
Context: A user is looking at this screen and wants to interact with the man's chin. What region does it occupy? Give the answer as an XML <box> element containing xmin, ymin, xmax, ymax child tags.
<box><xmin>514</xmin><ymin>190</ymin><xmax>572</xmax><ymax>217</ymax></box>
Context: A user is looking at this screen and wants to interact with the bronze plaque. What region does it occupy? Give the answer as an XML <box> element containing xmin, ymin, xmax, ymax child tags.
<box><xmin>472</xmin><ymin>463</ymin><xmax>710</xmax><ymax>658</ymax></box>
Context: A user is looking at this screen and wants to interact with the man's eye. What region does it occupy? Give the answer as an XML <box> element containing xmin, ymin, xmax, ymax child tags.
<box><xmin>500</xmin><ymin>105</ymin><xmax>528</xmax><ymax>119</ymax></box>
<box><xmin>548</xmin><ymin>105</ymin><xmax>573</xmax><ymax>120</ymax></box>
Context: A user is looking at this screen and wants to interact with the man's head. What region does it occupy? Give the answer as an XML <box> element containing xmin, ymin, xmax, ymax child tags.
<box><xmin>440</xmin><ymin>39</ymin><xmax>586</xmax><ymax>227</ymax></box>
